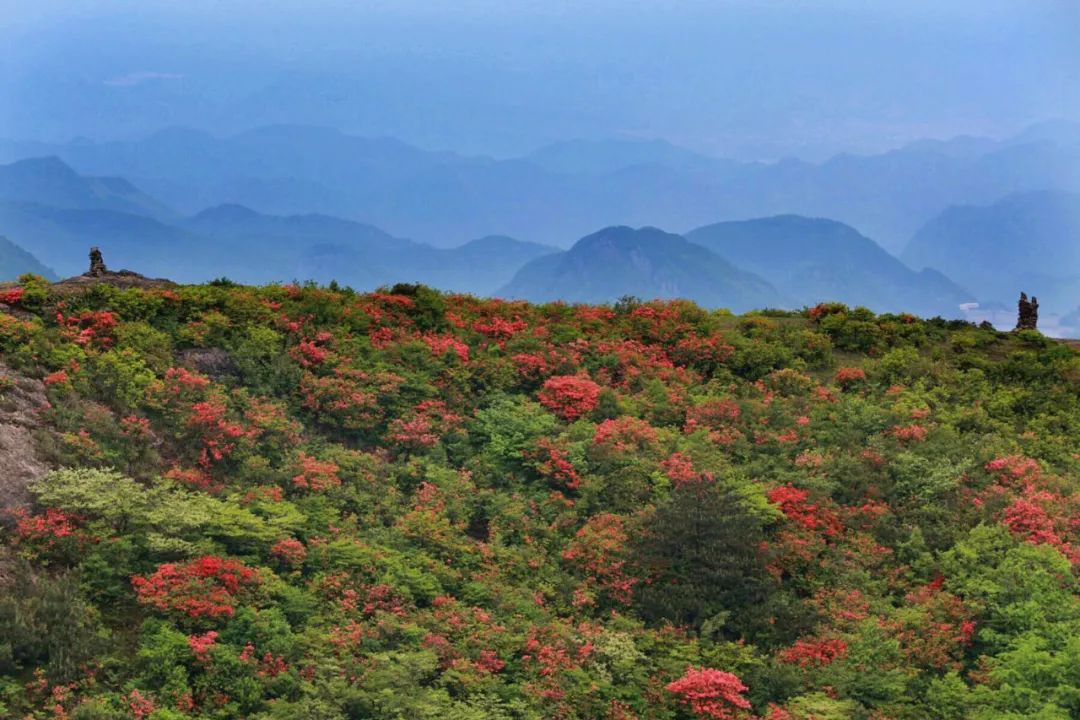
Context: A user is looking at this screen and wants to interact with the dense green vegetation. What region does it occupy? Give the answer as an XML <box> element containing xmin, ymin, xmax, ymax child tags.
<box><xmin>1</xmin><ymin>277</ymin><xmax>1078</xmax><ymax>719</ymax></box>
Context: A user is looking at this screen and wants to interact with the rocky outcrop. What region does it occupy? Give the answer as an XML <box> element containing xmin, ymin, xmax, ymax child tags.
<box><xmin>179</xmin><ymin>348</ymin><xmax>239</xmax><ymax>380</ymax></box>
<box><xmin>0</xmin><ymin>363</ymin><xmax>50</xmax><ymax>521</ymax></box>
<box><xmin>51</xmin><ymin>247</ymin><xmax>177</xmax><ymax>295</ymax></box>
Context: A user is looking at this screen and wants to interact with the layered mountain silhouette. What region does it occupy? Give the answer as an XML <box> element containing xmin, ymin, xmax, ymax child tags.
<box><xmin>0</xmin><ymin>156</ymin><xmax>173</xmax><ymax>218</ymax></box>
<box><xmin>188</xmin><ymin>204</ymin><xmax>556</xmax><ymax>292</ymax></box>
<box><xmin>903</xmin><ymin>191</ymin><xmax>1080</xmax><ymax>311</ymax></box>
<box><xmin>1</xmin><ymin>148</ymin><xmax>1077</xmax><ymax>332</ymax></box>
<box><xmin>2</xmin><ymin>123</ymin><xmax>1077</xmax><ymax>251</ymax></box>
<box><xmin>0</xmin><ymin>236</ymin><xmax>56</xmax><ymax>282</ymax></box>
<box><xmin>525</xmin><ymin>138</ymin><xmax>738</xmax><ymax>175</ymax></box>
<box><xmin>0</xmin><ymin>202</ymin><xmax>206</xmax><ymax>280</ymax></box>
<box><xmin>687</xmin><ymin>215</ymin><xmax>972</xmax><ymax>316</ymax></box>
<box><xmin>499</xmin><ymin>226</ymin><xmax>779</xmax><ymax>312</ymax></box>
<box><xmin>0</xmin><ymin>157</ymin><xmax>557</xmax><ymax>292</ymax></box>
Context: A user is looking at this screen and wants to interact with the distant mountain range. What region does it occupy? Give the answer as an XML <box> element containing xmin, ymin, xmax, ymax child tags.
<box><xmin>686</xmin><ymin>215</ymin><xmax>972</xmax><ymax>316</ymax></box>
<box><xmin>0</xmin><ymin>157</ymin><xmax>557</xmax><ymax>291</ymax></box>
<box><xmin>903</xmin><ymin>191</ymin><xmax>1080</xmax><ymax>313</ymax></box>
<box><xmin>0</xmin><ymin>236</ymin><xmax>55</xmax><ymax>282</ymax></box>
<box><xmin>0</xmin><ymin>156</ymin><xmax>173</xmax><ymax>218</ymax></box>
<box><xmin>186</xmin><ymin>204</ymin><xmax>557</xmax><ymax>293</ymax></box>
<box><xmin>1</xmin><ymin>145</ymin><xmax>1078</xmax><ymax>333</ymax></box>
<box><xmin>499</xmin><ymin>226</ymin><xmax>780</xmax><ymax>312</ymax></box>
<box><xmin>0</xmin><ymin>202</ymin><xmax>207</xmax><ymax>281</ymax></box>
<box><xmin>2</xmin><ymin>121</ymin><xmax>1077</xmax><ymax>252</ymax></box>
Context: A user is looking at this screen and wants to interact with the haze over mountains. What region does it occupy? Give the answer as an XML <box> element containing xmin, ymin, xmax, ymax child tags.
<box><xmin>1</xmin><ymin>121</ymin><xmax>1078</xmax><ymax>253</ymax></box>
<box><xmin>0</xmin><ymin>236</ymin><xmax>56</xmax><ymax>281</ymax></box>
<box><xmin>685</xmin><ymin>216</ymin><xmax>972</xmax><ymax>317</ymax></box>
<box><xmin>499</xmin><ymin>226</ymin><xmax>780</xmax><ymax>313</ymax></box>
<box><xmin>0</xmin><ymin>122</ymin><xmax>1078</xmax><ymax>335</ymax></box>
<box><xmin>903</xmin><ymin>191</ymin><xmax>1080</xmax><ymax>313</ymax></box>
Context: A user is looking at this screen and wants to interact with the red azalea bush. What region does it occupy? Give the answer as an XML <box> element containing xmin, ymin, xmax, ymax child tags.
<box><xmin>666</xmin><ymin>667</ymin><xmax>752</xmax><ymax>719</ymax></box>
<box><xmin>592</xmin><ymin>416</ymin><xmax>660</xmax><ymax>454</ymax></box>
<box><xmin>292</xmin><ymin>452</ymin><xmax>342</xmax><ymax>491</ymax></box>
<box><xmin>834</xmin><ymin>366</ymin><xmax>867</xmax><ymax>389</ymax></box>
<box><xmin>779</xmin><ymin>637</ymin><xmax>848</xmax><ymax>667</ymax></box>
<box><xmin>0</xmin><ymin>287</ymin><xmax>25</xmax><ymax>305</ymax></box>
<box><xmin>538</xmin><ymin>375</ymin><xmax>602</xmax><ymax>421</ymax></box>
<box><xmin>131</xmin><ymin>555</ymin><xmax>259</xmax><ymax>619</ymax></box>
<box><xmin>270</xmin><ymin>537</ymin><xmax>308</xmax><ymax>567</ymax></box>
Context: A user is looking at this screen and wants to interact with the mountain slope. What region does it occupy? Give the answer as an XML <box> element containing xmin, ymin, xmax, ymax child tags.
<box><xmin>189</xmin><ymin>204</ymin><xmax>557</xmax><ymax>293</ymax></box>
<box><xmin>0</xmin><ymin>236</ymin><xmax>57</xmax><ymax>281</ymax></box>
<box><xmin>499</xmin><ymin>225</ymin><xmax>779</xmax><ymax>312</ymax></box>
<box><xmin>295</xmin><ymin>234</ymin><xmax>557</xmax><ymax>294</ymax></box>
<box><xmin>902</xmin><ymin>191</ymin><xmax>1080</xmax><ymax>311</ymax></box>
<box><xmin>0</xmin><ymin>157</ymin><xmax>173</xmax><ymax>218</ymax></box>
<box><xmin>686</xmin><ymin>215</ymin><xmax>972</xmax><ymax>317</ymax></box>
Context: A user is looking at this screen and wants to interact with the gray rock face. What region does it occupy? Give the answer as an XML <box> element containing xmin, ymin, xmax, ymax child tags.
<box><xmin>0</xmin><ymin>363</ymin><xmax>50</xmax><ymax>523</ymax></box>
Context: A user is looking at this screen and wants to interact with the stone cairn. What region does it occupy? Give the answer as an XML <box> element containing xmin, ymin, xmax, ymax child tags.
<box><xmin>1016</xmin><ymin>292</ymin><xmax>1039</xmax><ymax>331</ymax></box>
<box><xmin>88</xmin><ymin>247</ymin><xmax>107</xmax><ymax>277</ymax></box>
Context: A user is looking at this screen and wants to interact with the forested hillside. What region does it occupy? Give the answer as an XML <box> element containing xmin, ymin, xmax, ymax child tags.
<box><xmin>0</xmin><ymin>275</ymin><xmax>1078</xmax><ymax>719</ymax></box>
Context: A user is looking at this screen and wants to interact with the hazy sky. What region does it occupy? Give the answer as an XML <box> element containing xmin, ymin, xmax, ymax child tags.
<box><xmin>2</xmin><ymin>0</ymin><xmax>1078</xmax><ymax>159</ymax></box>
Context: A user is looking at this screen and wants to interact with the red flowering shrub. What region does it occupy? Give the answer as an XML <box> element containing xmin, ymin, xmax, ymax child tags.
<box><xmin>128</xmin><ymin>690</ymin><xmax>156</xmax><ymax>719</ymax></box>
<box><xmin>423</xmin><ymin>333</ymin><xmax>470</xmax><ymax>363</ymax></box>
<box><xmin>56</xmin><ymin>309</ymin><xmax>119</xmax><ymax>348</ymax></box>
<box><xmin>661</xmin><ymin>451</ymin><xmax>709</xmax><ymax>487</ymax></box>
<box><xmin>188</xmin><ymin>399</ymin><xmax>249</xmax><ymax>467</ymax></box>
<box><xmin>0</xmin><ymin>287</ymin><xmax>25</xmax><ymax>305</ymax></box>
<box><xmin>888</xmin><ymin>580</ymin><xmax>977</xmax><ymax>670</ymax></box>
<box><xmin>300</xmin><ymin>367</ymin><xmax>404</xmax><ymax>431</ymax></box>
<box><xmin>239</xmin><ymin>642</ymin><xmax>289</xmax><ymax>677</ymax></box>
<box><xmin>528</xmin><ymin>438</ymin><xmax>582</xmax><ymax>491</ymax></box>
<box><xmin>592</xmin><ymin>416</ymin><xmax>660</xmax><ymax>454</ymax></box>
<box><xmin>985</xmin><ymin>455</ymin><xmax>1041</xmax><ymax>483</ymax></box>
<box><xmin>164</xmin><ymin>466</ymin><xmax>224</xmax><ymax>493</ymax></box>
<box><xmin>43</xmin><ymin>369</ymin><xmax>69</xmax><ymax>386</ymax></box>
<box><xmin>120</xmin><ymin>414</ymin><xmax>153</xmax><ymax>438</ymax></box>
<box><xmin>14</xmin><ymin>508</ymin><xmax>80</xmax><ymax>540</ymax></box>
<box><xmin>187</xmin><ymin>630</ymin><xmax>219</xmax><ymax>662</ymax></box>
<box><xmin>271</xmin><ymin>537</ymin><xmax>307</xmax><ymax>567</ymax></box>
<box><xmin>11</xmin><ymin>507</ymin><xmax>95</xmax><ymax>560</ymax></box>
<box><xmin>834</xmin><ymin>366</ymin><xmax>866</xmax><ymax>389</ymax></box>
<box><xmin>386</xmin><ymin>400</ymin><xmax>463</xmax><ymax>451</ymax></box>
<box><xmin>666</xmin><ymin>667</ymin><xmax>752</xmax><ymax>719</ymax></box>
<box><xmin>473</xmin><ymin>315</ymin><xmax>528</xmax><ymax>340</ymax></box>
<box><xmin>132</xmin><ymin>556</ymin><xmax>259</xmax><ymax>619</ymax></box>
<box><xmin>512</xmin><ymin>351</ymin><xmax>553</xmax><ymax>381</ymax></box>
<box><xmin>779</xmin><ymin>637</ymin><xmax>848</xmax><ymax>667</ymax></box>
<box><xmin>891</xmin><ymin>423</ymin><xmax>928</xmax><ymax>443</ymax></box>
<box><xmin>292</xmin><ymin>452</ymin><xmax>342</xmax><ymax>491</ymax></box>
<box><xmin>685</xmin><ymin>398</ymin><xmax>741</xmax><ymax>431</ymax></box>
<box><xmin>538</xmin><ymin>375</ymin><xmax>602</xmax><ymax>420</ymax></box>
<box><xmin>519</xmin><ymin>624</ymin><xmax>595</xmax><ymax>703</ymax></box>
<box><xmin>561</xmin><ymin>513</ymin><xmax>637</xmax><ymax>604</ymax></box>
<box><xmin>474</xmin><ymin>648</ymin><xmax>506</xmax><ymax>674</ymax></box>
<box><xmin>669</xmin><ymin>333</ymin><xmax>735</xmax><ymax>370</ymax></box>
<box><xmin>767</xmin><ymin>485</ymin><xmax>841</xmax><ymax>536</ymax></box>
<box><xmin>161</xmin><ymin>366</ymin><xmax>212</xmax><ymax>400</ymax></box>
<box><xmin>292</xmin><ymin>337</ymin><xmax>332</xmax><ymax>366</ymax></box>
<box><xmin>1001</xmin><ymin>486</ymin><xmax>1078</xmax><ymax>564</ymax></box>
